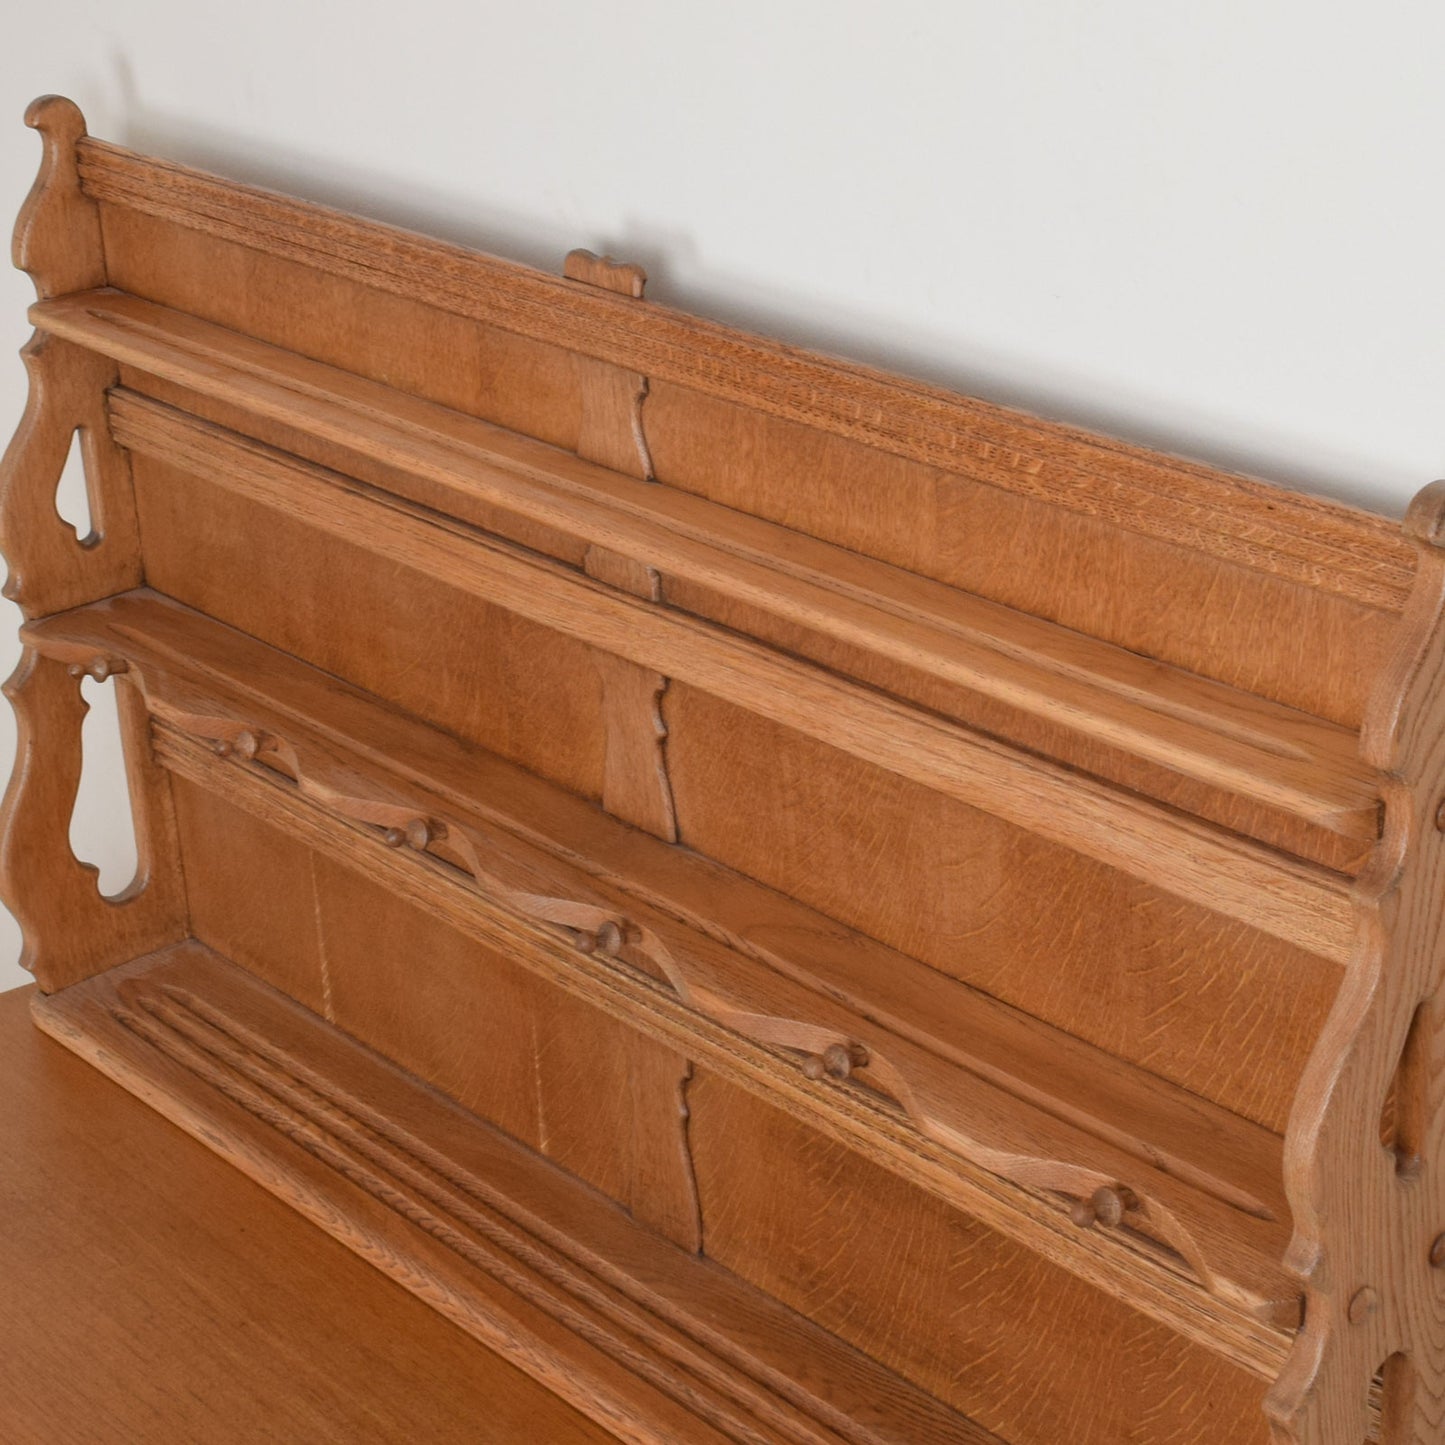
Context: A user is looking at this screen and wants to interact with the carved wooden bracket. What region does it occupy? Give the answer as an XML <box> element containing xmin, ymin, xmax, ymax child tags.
<box><xmin>2</xmin><ymin>96</ymin><xmax>142</xmax><ymax>620</ymax></box>
<box><xmin>1267</xmin><ymin>483</ymin><xmax>1445</xmax><ymax>1444</ymax></box>
<box><xmin>0</xmin><ymin>334</ymin><xmax>144</xmax><ymax>618</ymax></box>
<box><xmin>0</xmin><ymin>649</ymin><xmax>187</xmax><ymax>991</ymax></box>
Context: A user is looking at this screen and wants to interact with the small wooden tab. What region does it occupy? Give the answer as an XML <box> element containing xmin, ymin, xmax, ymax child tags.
<box><xmin>563</xmin><ymin>249</ymin><xmax>654</xmax><ymax>482</ymax></box>
<box><xmin>563</xmin><ymin>249</ymin><xmax>647</xmax><ymax>300</ymax></box>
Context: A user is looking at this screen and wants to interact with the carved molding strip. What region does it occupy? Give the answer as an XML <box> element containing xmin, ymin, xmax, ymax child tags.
<box><xmin>34</xmin><ymin>945</ymin><xmax>993</xmax><ymax>1445</ymax></box>
<box><xmin>153</xmin><ymin>713</ymin><xmax>1292</xmax><ymax>1374</ymax></box>
<box><xmin>38</xmin><ymin>628</ymin><xmax>1269</xmax><ymax>1313</ymax></box>
<box><xmin>73</xmin><ymin>132</ymin><xmax>1412</xmax><ymax>612</ymax></box>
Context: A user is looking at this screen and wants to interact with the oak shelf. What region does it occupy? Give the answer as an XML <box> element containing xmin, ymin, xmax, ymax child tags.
<box><xmin>25</xmin><ymin>588</ymin><xmax>1300</xmax><ymax>1366</ymax></box>
<box><xmin>34</xmin><ymin>941</ymin><xmax>990</xmax><ymax>1445</ymax></box>
<box><xmin>32</xmin><ymin>288</ymin><xmax>1381</xmax><ymax>880</ymax></box>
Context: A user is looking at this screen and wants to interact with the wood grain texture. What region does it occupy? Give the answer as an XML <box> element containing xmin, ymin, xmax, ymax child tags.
<box><xmin>563</xmin><ymin>251</ymin><xmax>679</xmax><ymax>844</ymax></box>
<box><xmin>645</xmin><ymin>381</ymin><xmax>1402</xmax><ymax>730</ymax></box>
<box><xmin>27</xmin><ymin>292</ymin><xmax>1381</xmax><ymax>865</ymax></box>
<box><xmin>0</xmin><ymin>984</ymin><xmax>618</xmax><ymax>1445</ymax></box>
<box><xmin>73</xmin><ymin>135</ymin><xmax>1412</xmax><ymax>615</ymax></box>
<box><xmin>105</xmin><ymin>392</ymin><xmax>1362</xmax><ymax>963</ymax></box>
<box><xmin>1266</xmin><ymin>483</ymin><xmax>1445</xmax><ymax>1444</ymax></box>
<box><xmin>19</xmin><ymin>590</ymin><xmax>1305</xmax><ymax>1361</ymax></box>
<box><xmin>8</xmin><ymin>98</ymin><xmax>1439</xmax><ymax>1444</ymax></box>
<box><xmin>690</xmin><ymin>1071</ymin><xmax>1276</xmax><ymax>1445</ymax></box>
<box><xmin>12</xmin><ymin>96</ymin><xmax>104</xmax><ymax>301</ymax></box>
<box><xmin>664</xmin><ymin>682</ymin><xmax>1337</xmax><ymax>1136</ymax></box>
<box><xmin>0</xmin><ymin>334</ymin><xmax>143</xmax><ymax>620</ymax></box>
<box><xmin>175</xmin><ymin>784</ymin><xmax>704</xmax><ymax>1251</ymax></box>
<box><xmin>0</xmin><ymin>650</ymin><xmax>187</xmax><ymax>990</ymax></box>
<box><xmin>32</xmin><ymin>943</ymin><xmax>997</xmax><ymax>1445</ymax></box>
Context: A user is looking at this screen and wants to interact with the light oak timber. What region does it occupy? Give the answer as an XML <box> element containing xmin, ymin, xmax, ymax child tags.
<box><xmin>26</xmin><ymin>292</ymin><xmax>1380</xmax><ymax>869</ymax></box>
<box><xmin>0</xmin><ymin>984</ymin><xmax>619</xmax><ymax>1445</ymax></box>
<box><xmin>101</xmin><ymin>391</ymin><xmax>1361</xmax><ymax>964</ymax></box>
<box><xmin>1265</xmin><ymin>485</ymin><xmax>1445</xmax><ymax>1442</ymax></box>
<box><xmin>21</xmin><ymin>591</ymin><xmax>1304</xmax><ymax>1366</ymax></box>
<box><xmin>71</xmin><ymin>136</ymin><xmax>1411</xmax><ymax>615</ymax></box>
<box><xmin>148</xmin><ymin>724</ymin><xmax>1300</xmax><ymax>1376</ymax></box>
<box><xmin>23</xmin><ymin>589</ymin><xmax>1301</xmax><ymax>1196</ymax></box>
<box><xmin>566</xmin><ymin>249</ymin><xmax>680</xmax><ymax>846</ymax></box>
<box><xmin>0</xmin><ymin>651</ymin><xmax>187</xmax><ymax>990</ymax></box>
<box><xmin>34</xmin><ymin>943</ymin><xmax>992</xmax><ymax>1445</ymax></box>
<box><xmin>7</xmin><ymin>98</ymin><xmax>1443</xmax><ymax>1444</ymax></box>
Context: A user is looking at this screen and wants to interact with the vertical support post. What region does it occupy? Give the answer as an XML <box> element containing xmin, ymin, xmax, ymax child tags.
<box><xmin>563</xmin><ymin>248</ymin><xmax>699</xmax><ymax>1251</ymax></box>
<box><xmin>564</xmin><ymin>248</ymin><xmax>678</xmax><ymax>844</ymax></box>
<box><xmin>1267</xmin><ymin>481</ymin><xmax>1445</xmax><ymax>1443</ymax></box>
<box><xmin>0</xmin><ymin>97</ymin><xmax>189</xmax><ymax>989</ymax></box>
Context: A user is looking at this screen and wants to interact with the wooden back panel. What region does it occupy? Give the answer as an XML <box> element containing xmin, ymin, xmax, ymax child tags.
<box><xmin>86</xmin><ymin>151</ymin><xmax>1409</xmax><ymax>730</ymax></box>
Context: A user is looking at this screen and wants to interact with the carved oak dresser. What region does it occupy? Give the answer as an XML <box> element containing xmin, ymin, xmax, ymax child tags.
<box><xmin>4</xmin><ymin>96</ymin><xmax>1444</xmax><ymax>1444</ymax></box>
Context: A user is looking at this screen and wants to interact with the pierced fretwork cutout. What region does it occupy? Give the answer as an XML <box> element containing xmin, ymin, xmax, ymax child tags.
<box><xmin>52</xmin><ymin>426</ymin><xmax>96</xmax><ymax>545</ymax></box>
<box><xmin>68</xmin><ymin>673</ymin><xmax>139</xmax><ymax>898</ymax></box>
<box><xmin>1380</xmin><ymin>1000</ymin><xmax>1430</xmax><ymax>1180</ymax></box>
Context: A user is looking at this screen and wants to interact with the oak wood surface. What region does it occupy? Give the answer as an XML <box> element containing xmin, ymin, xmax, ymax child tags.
<box><xmin>32</xmin><ymin>943</ymin><xmax>998</xmax><ymax>1445</ymax></box>
<box><xmin>5</xmin><ymin>96</ymin><xmax>1441</xmax><ymax>1445</ymax></box>
<box><xmin>20</xmin><ymin>588</ymin><xmax>1306</xmax><ymax>1361</ymax></box>
<box><xmin>26</xmin><ymin>291</ymin><xmax>1381</xmax><ymax>867</ymax></box>
<box><xmin>72</xmin><ymin>134</ymin><xmax>1411</xmax><ymax>614</ymax></box>
<box><xmin>0</xmin><ymin>983</ymin><xmax>616</xmax><ymax>1445</ymax></box>
<box><xmin>104</xmin><ymin>389</ymin><xmax>1363</xmax><ymax>964</ymax></box>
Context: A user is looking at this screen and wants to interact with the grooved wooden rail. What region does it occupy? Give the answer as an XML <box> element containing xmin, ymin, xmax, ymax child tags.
<box><xmin>2</xmin><ymin>95</ymin><xmax>1442</xmax><ymax>1444</ymax></box>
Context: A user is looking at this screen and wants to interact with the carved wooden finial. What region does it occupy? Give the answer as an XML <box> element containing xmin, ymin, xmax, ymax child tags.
<box><xmin>14</xmin><ymin>96</ymin><xmax>105</xmax><ymax>301</ymax></box>
<box><xmin>1403</xmin><ymin>479</ymin><xmax>1445</xmax><ymax>549</ymax></box>
<box><xmin>563</xmin><ymin>249</ymin><xmax>646</xmax><ymax>299</ymax></box>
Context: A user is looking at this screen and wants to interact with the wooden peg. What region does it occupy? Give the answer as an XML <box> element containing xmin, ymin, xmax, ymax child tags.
<box><xmin>1069</xmin><ymin>1185</ymin><xmax>1135</xmax><ymax>1230</ymax></box>
<box><xmin>801</xmin><ymin>1040</ymin><xmax>869</xmax><ymax>1082</ymax></box>
<box><xmin>381</xmin><ymin>817</ymin><xmax>440</xmax><ymax>850</ymax></box>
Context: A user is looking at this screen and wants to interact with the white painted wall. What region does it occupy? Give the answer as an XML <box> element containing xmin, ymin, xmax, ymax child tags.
<box><xmin>3</xmin><ymin>1</ymin><xmax>1444</xmax><ymax>991</ymax></box>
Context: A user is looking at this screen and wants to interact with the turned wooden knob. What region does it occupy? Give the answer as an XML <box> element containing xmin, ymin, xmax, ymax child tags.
<box><xmin>1070</xmin><ymin>1186</ymin><xmax>1131</xmax><ymax>1230</ymax></box>
<box><xmin>214</xmin><ymin>730</ymin><xmax>259</xmax><ymax>761</ymax></box>
<box><xmin>382</xmin><ymin>818</ymin><xmax>439</xmax><ymax>850</ymax></box>
<box><xmin>594</xmin><ymin>920</ymin><xmax>625</xmax><ymax>956</ymax></box>
<box><xmin>802</xmin><ymin>1041</ymin><xmax>868</xmax><ymax>1082</ymax></box>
